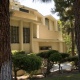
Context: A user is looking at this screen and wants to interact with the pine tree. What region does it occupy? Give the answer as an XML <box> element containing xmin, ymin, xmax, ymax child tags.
<box><xmin>0</xmin><ymin>0</ymin><xmax>12</xmax><ymax>79</ymax></box>
<box><xmin>52</xmin><ymin>0</ymin><xmax>75</xmax><ymax>56</ymax></box>
<box><xmin>74</xmin><ymin>0</ymin><xmax>80</xmax><ymax>72</ymax></box>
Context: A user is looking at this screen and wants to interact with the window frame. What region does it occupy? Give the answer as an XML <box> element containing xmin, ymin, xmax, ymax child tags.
<box><xmin>23</xmin><ymin>27</ymin><xmax>30</xmax><ymax>43</ymax></box>
<box><xmin>10</xmin><ymin>26</ymin><xmax>19</xmax><ymax>43</ymax></box>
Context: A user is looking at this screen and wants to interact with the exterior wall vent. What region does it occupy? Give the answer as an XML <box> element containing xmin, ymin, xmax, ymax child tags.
<box><xmin>19</xmin><ymin>8</ymin><xmax>29</xmax><ymax>13</ymax></box>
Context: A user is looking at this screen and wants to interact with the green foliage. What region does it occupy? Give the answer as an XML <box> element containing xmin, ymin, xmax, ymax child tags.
<box><xmin>37</xmin><ymin>51</ymin><xmax>48</xmax><ymax>59</ymax></box>
<box><xmin>61</xmin><ymin>53</ymin><xmax>70</xmax><ymax>59</ymax></box>
<box><xmin>65</xmin><ymin>56</ymin><xmax>78</xmax><ymax>68</ymax></box>
<box><xmin>18</xmin><ymin>51</ymin><xmax>25</xmax><ymax>54</ymax></box>
<box><xmin>12</xmin><ymin>53</ymin><xmax>26</xmax><ymax>69</ymax></box>
<box><xmin>53</xmin><ymin>0</ymin><xmax>74</xmax><ymax>21</ymax></box>
<box><xmin>37</xmin><ymin>50</ymin><xmax>60</xmax><ymax>75</ymax></box>
<box><xmin>53</xmin><ymin>0</ymin><xmax>76</xmax><ymax>55</ymax></box>
<box><xmin>38</xmin><ymin>74</ymin><xmax>80</xmax><ymax>80</ymax></box>
<box><xmin>66</xmin><ymin>56</ymin><xmax>78</xmax><ymax>62</ymax></box>
<box><xmin>49</xmin><ymin>53</ymin><xmax>62</xmax><ymax>62</ymax></box>
<box><xmin>12</xmin><ymin>51</ymin><xmax>42</xmax><ymax>73</ymax></box>
<box><xmin>12</xmin><ymin>50</ymin><xmax>25</xmax><ymax>55</ymax></box>
<box><xmin>25</xmin><ymin>54</ymin><xmax>42</xmax><ymax>73</ymax></box>
<box><xmin>37</xmin><ymin>50</ymin><xmax>59</xmax><ymax>59</ymax></box>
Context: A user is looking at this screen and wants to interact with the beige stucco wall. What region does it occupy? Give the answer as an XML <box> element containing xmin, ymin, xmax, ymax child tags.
<box><xmin>49</xmin><ymin>20</ymin><xmax>55</xmax><ymax>31</ymax></box>
<box><xmin>10</xmin><ymin>19</ymin><xmax>31</xmax><ymax>52</ymax></box>
<box><xmin>31</xmin><ymin>41</ymin><xmax>65</xmax><ymax>53</ymax></box>
<box><xmin>39</xmin><ymin>24</ymin><xmax>62</xmax><ymax>40</ymax></box>
<box><xmin>33</xmin><ymin>24</ymin><xmax>37</xmax><ymax>38</ymax></box>
<box><xmin>39</xmin><ymin>42</ymin><xmax>59</xmax><ymax>51</ymax></box>
<box><xmin>10</xmin><ymin>2</ymin><xmax>67</xmax><ymax>53</ymax></box>
<box><xmin>23</xmin><ymin>22</ymin><xmax>30</xmax><ymax>27</ymax></box>
<box><xmin>32</xmin><ymin>41</ymin><xmax>39</xmax><ymax>53</ymax></box>
<box><xmin>37</xmin><ymin>42</ymin><xmax>66</xmax><ymax>53</ymax></box>
<box><xmin>10</xmin><ymin>19</ymin><xmax>66</xmax><ymax>53</ymax></box>
<box><xmin>11</xmin><ymin>44</ymin><xmax>20</xmax><ymax>51</ymax></box>
<box><xmin>10</xmin><ymin>19</ymin><xmax>19</xmax><ymax>26</ymax></box>
<box><xmin>13</xmin><ymin>10</ymin><xmax>37</xmax><ymax>20</ymax></box>
<box><xmin>23</xmin><ymin>44</ymin><xmax>30</xmax><ymax>53</ymax></box>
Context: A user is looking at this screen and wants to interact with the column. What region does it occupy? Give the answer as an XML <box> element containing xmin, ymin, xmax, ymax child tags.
<box><xmin>37</xmin><ymin>25</ymin><xmax>39</xmax><ymax>38</ymax></box>
<box><xmin>30</xmin><ymin>23</ymin><xmax>33</xmax><ymax>52</ymax></box>
<box><xmin>55</xmin><ymin>20</ymin><xmax>58</xmax><ymax>31</ymax></box>
<box><xmin>59</xmin><ymin>42</ymin><xmax>63</xmax><ymax>52</ymax></box>
<box><xmin>19</xmin><ymin>21</ymin><xmax>23</xmax><ymax>51</ymax></box>
<box><xmin>42</xmin><ymin>17</ymin><xmax>45</xmax><ymax>25</ymax></box>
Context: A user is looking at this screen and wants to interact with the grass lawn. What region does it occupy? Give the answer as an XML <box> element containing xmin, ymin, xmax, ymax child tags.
<box><xmin>39</xmin><ymin>73</ymin><xmax>80</xmax><ymax>80</ymax></box>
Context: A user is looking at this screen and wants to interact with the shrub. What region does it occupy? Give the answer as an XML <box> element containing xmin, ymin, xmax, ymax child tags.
<box><xmin>49</xmin><ymin>52</ymin><xmax>62</xmax><ymax>73</ymax></box>
<box><xmin>25</xmin><ymin>54</ymin><xmax>42</xmax><ymax>73</ymax></box>
<box><xmin>37</xmin><ymin>51</ymin><xmax>48</xmax><ymax>59</ymax></box>
<box><xmin>66</xmin><ymin>56</ymin><xmax>78</xmax><ymax>62</ymax></box>
<box><xmin>37</xmin><ymin>50</ymin><xmax>59</xmax><ymax>75</ymax></box>
<box><xmin>61</xmin><ymin>53</ymin><xmax>70</xmax><ymax>59</ymax></box>
<box><xmin>60</xmin><ymin>53</ymin><xmax>70</xmax><ymax>63</ymax></box>
<box><xmin>12</xmin><ymin>52</ymin><xmax>42</xmax><ymax>79</ymax></box>
<box><xmin>49</xmin><ymin>53</ymin><xmax>62</xmax><ymax>62</ymax></box>
<box><xmin>37</xmin><ymin>50</ymin><xmax>59</xmax><ymax>59</ymax></box>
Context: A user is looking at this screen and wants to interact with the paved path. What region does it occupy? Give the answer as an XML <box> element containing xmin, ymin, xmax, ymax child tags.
<box><xmin>50</xmin><ymin>62</ymin><xmax>72</xmax><ymax>72</ymax></box>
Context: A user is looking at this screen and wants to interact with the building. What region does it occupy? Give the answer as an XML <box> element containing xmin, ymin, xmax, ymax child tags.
<box><xmin>10</xmin><ymin>0</ymin><xmax>66</xmax><ymax>53</ymax></box>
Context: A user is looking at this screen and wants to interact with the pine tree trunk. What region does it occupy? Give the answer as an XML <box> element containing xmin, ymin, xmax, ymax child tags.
<box><xmin>74</xmin><ymin>0</ymin><xmax>80</xmax><ymax>72</ymax></box>
<box><xmin>0</xmin><ymin>0</ymin><xmax>12</xmax><ymax>79</ymax></box>
<box><xmin>71</xmin><ymin>22</ymin><xmax>75</xmax><ymax>56</ymax></box>
<box><xmin>13</xmin><ymin>65</ymin><xmax>17</xmax><ymax>80</ymax></box>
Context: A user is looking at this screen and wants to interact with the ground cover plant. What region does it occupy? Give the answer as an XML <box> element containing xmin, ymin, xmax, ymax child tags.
<box><xmin>39</xmin><ymin>73</ymin><xmax>80</xmax><ymax>80</ymax></box>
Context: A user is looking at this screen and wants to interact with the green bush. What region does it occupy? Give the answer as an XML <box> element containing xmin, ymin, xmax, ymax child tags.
<box><xmin>25</xmin><ymin>54</ymin><xmax>42</xmax><ymax>73</ymax></box>
<box><xmin>49</xmin><ymin>52</ymin><xmax>62</xmax><ymax>73</ymax></box>
<box><xmin>37</xmin><ymin>50</ymin><xmax>59</xmax><ymax>59</ymax></box>
<box><xmin>12</xmin><ymin>52</ymin><xmax>42</xmax><ymax>79</ymax></box>
<box><xmin>66</xmin><ymin>56</ymin><xmax>78</xmax><ymax>62</ymax></box>
<box><xmin>12</xmin><ymin>53</ymin><xmax>42</xmax><ymax>73</ymax></box>
<box><xmin>37</xmin><ymin>51</ymin><xmax>48</xmax><ymax>59</ymax></box>
<box><xmin>61</xmin><ymin>53</ymin><xmax>70</xmax><ymax>59</ymax></box>
<box><xmin>37</xmin><ymin>50</ymin><xmax>59</xmax><ymax>75</ymax></box>
<box><xmin>49</xmin><ymin>53</ymin><xmax>62</xmax><ymax>62</ymax></box>
<box><xmin>60</xmin><ymin>53</ymin><xmax>70</xmax><ymax>63</ymax></box>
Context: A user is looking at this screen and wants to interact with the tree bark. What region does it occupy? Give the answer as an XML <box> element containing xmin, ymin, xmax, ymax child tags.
<box><xmin>74</xmin><ymin>0</ymin><xmax>80</xmax><ymax>72</ymax></box>
<box><xmin>71</xmin><ymin>22</ymin><xmax>75</xmax><ymax>56</ymax></box>
<box><xmin>0</xmin><ymin>0</ymin><xmax>12</xmax><ymax>79</ymax></box>
<box><xmin>13</xmin><ymin>65</ymin><xmax>17</xmax><ymax>80</ymax></box>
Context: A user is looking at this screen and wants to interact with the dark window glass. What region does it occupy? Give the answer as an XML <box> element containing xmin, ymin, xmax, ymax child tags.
<box><xmin>10</xmin><ymin>26</ymin><xmax>19</xmax><ymax>43</ymax></box>
<box><xmin>23</xmin><ymin>28</ymin><xmax>30</xmax><ymax>43</ymax></box>
<box><xmin>19</xmin><ymin>8</ymin><xmax>29</xmax><ymax>13</ymax></box>
<box><xmin>45</xmin><ymin>18</ymin><xmax>49</xmax><ymax>28</ymax></box>
<box><xmin>39</xmin><ymin>46</ymin><xmax>52</xmax><ymax>50</ymax></box>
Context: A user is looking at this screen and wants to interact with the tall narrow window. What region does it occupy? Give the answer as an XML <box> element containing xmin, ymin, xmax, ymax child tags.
<box><xmin>45</xmin><ymin>18</ymin><xmax>49</xmax><ymax>29</ymax></box>
<box><xmin>10</xmin><ymin>26</ymin><xmax>19</xmax><ymax>43</ymax></box>
<box><xmin>23</xmin><ymin>28</ymin><xmax>30</xmax><ymax>43</ymax></box>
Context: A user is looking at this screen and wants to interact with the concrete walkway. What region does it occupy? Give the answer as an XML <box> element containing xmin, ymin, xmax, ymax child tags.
<box><xmin>50</xmin><ymin>62</ymin><xmax>72</xmax><ymax>72</ymax></box>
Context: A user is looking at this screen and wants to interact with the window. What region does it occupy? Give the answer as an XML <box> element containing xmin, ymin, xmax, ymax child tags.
<box><xmin>10</xmin><ymin>26</ymin><xmax>19</xmax><ymax>43</ymax></box>
<box><xmin>45</xmin><ymin>18</ymin><xmax>49</xmax><ymax>28</ymax></box>
<box><xmin>58</xmin><ymin>23</ymin><xmax>61</xmax><ymax>31</ymax></box>
<box><xmin>39</xmin><ymin>46</ymin><xmax>52</xmax><ymax>50</ymax></box>
<box><xmin>23</xmin><ymin>28</ymin><xmax>30</xmax><ymax>43</ymax></box>
<box><xmin>19</xmin><ymin>8</ymin><xmax>29</xmax><ymax>13</ymax></box>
